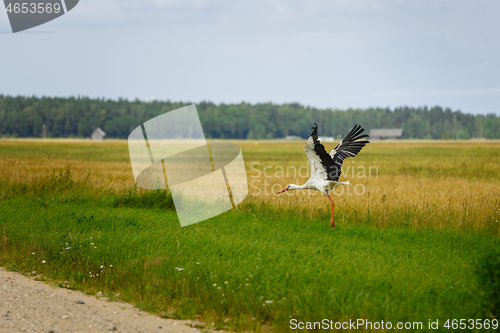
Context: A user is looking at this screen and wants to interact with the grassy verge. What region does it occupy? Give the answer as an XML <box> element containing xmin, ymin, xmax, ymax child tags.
<box><xmin>1</xmin><ymin>140</ymin><xmax>499</xmax><ymax>331</ymax></box>
<box><xmin>0</xmin><ymin>179</ymin><xmax>498</xmax><ymax>331</ymax></box>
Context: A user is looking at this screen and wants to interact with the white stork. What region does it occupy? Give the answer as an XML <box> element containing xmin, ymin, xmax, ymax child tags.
<box><xmin>277</xmin><ymin>124</ymin><xmax>369</xmax><ymax>228</ymax></box>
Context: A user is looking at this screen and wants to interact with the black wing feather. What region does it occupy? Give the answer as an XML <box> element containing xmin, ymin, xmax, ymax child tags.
<box><xmin>311</xmin><ymin>123</ymin><xmax>342</xmax><ymax>181</ymax></box>
<box><xmin>310</xmin><ymin>124</ymin><xmax>369</xmax><ymax>181</ymax></box>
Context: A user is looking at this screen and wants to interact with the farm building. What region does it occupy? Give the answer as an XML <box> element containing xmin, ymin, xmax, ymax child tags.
<box><xmin>91</xmin><ymin>127</ymin><xmax>106</xmax><ymax>141</ymax></box>
<box><xmin>369</xmin><ymin>129</ymin><xmax>403</xmax><ymax>140</ymax></box>
<box><xmin>318</xmin><ymin>136</ymin><xmax>334</xmax><ymax>142</ymax></box>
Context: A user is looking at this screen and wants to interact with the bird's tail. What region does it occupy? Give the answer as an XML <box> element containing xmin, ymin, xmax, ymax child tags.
<box><xmin>340</xmin><ymin>180</ymin><xmax>350</xmax><ymax>185</ymax></box>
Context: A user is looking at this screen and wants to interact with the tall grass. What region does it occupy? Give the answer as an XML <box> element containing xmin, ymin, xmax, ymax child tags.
<box><xmin>1</xmin><ymin>193</ymin><xmax>497</xmax><ymax>331</ymax></box>
<box><xmin>1</xmin><ymin>140</ymin><xmax>499</xmax><ymax>234</ymax></box>
<box><xmin>242</xmin><ymin>140</ymin><xmax>500</xmax><ymax>235</ymax></box>
<box><xmin>1</xmin><ymin>139</ymin><xmax>499</xmax><ymax>331</ymax></box>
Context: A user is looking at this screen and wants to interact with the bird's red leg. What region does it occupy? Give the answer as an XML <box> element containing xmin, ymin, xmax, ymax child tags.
<box><xmin>325</xmin><ymin>194</ymin><xmax>335</xmax><ymax>228</ymax></box>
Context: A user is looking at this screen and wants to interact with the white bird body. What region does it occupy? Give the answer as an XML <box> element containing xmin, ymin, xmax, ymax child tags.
<box><xmin>287</xmin><ymin>178</ymin><xmax>350</xmax><ymax>194</ymax></box>
<box><xmin>277</xmin><ymin>124</ymin><xmax>369</xmax><ymax>228</ymax></box>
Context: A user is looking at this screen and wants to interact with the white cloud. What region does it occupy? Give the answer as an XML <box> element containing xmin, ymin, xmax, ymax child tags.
<box><xmin>371</xmin><ymin>88</ymin><xmax>500</xmax><ymax>97</ymax></box>
<box><xmin>0</xmin><ymin>4</ymin><xmax>9</xmax><ymax>25</ymax></box>
<box><xmin>1</xmin><ymin>0</ymin><xmax>499</xmax><ymax>114</ymax></box>
<box><xmin>52</xmin><ymin>0</ymin><xmax>213</xmax><ymax>26</ymax></box>
<box><xmin>123</xmin><ymin>0</ymin><xmax>210</xmax><ymax>9</ymax></box>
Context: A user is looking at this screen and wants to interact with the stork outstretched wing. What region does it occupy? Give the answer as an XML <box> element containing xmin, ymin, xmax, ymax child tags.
<box><xmin>304</xmin><ymin>124</ymin><xmax>328</xmax><ymax>180</ymax></box>
<box><xmin>304</xmin><ymin>124</ymin><xmax>369</xmax><ymax>182</ymax></box>
<box><xmin>328</xmin><ymin>125</ymin><xmax>369</xmax><ymax>180</ymax></box>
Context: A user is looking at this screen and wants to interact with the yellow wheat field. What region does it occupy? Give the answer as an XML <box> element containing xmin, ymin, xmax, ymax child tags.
<box><xmin>1</xmin><ymin>139</ymin><xmax>499</xmax><ymax>234</ymax></box>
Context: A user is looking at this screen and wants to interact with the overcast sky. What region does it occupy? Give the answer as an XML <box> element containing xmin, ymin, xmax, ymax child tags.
<box><xmin>1</xmin><ymin>0</ymin><xmax>499</xmax><ymax>115</ymax></box>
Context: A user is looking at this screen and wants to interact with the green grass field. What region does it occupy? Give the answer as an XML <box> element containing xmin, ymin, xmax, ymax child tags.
<box><xmin>1</xmin><ymin>139</ymin><xmax>499</xmax><ymax>332</ymax></box>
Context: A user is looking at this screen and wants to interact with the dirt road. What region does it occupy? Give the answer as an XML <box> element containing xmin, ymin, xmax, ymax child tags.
<box><xmin>0</xmin><ymin>268</ymin><xmax>206</xmax><ymax>333</ymax></box>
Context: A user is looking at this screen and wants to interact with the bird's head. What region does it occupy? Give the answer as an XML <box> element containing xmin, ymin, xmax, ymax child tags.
<box><xmin>276</xmin><ymin>184</ymin><xmax>299</xmax><ymax>194</ymax></box>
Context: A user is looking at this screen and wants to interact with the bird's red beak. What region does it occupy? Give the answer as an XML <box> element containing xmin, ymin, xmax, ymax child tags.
<box><xmin>276</xmin><ymin>188</ymin><xmax>288</xmax><ymax>195</ymax></box>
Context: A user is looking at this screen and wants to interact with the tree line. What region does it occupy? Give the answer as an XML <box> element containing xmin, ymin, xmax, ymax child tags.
<box><xmin>0</xmin><ymin>95</ymin><xmax>499</xmax><ymax>140</ymax></box>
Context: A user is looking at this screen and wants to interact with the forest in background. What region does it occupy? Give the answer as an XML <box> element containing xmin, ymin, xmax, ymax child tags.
<box><xmin>0</xmin><ymin>95</ymin><xmax>499</xmax><ymax>140</ymax></box>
